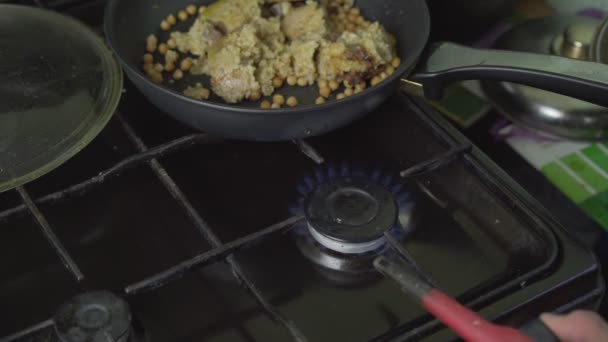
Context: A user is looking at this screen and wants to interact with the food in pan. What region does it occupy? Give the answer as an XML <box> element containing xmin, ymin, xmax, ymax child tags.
<box><xmin>141</xmin><ymin>0</ymin><xmax>401</xmax><ymax>108</ymax></box>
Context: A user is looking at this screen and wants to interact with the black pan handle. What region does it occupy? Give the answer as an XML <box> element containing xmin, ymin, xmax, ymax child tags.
<box><xmin>409</xmin><ymin>42</ymin><xmax>608</xmax><ymax>107</ymax></box>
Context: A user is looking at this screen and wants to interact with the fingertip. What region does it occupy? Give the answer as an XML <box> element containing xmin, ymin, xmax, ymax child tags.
<box><xmin>540</xmin><ymin>312</ymin><xmax>560</xmax><ymax>326</ymax></box>
<box><xmin>539</xmin><ymin>310</ymin><xmax>608</xmax><ymax>342</ymax></box>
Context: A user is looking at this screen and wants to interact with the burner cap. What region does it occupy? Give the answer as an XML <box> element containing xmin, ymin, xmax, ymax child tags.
<box><xmin>305</xmin><ymin>178</ymin><xmax>397</xmax><ymax>253</ymax></box>
<box><xmin>54</xmin><ymin>291</ymin><xmax>131</xmax><ymax>342</ymax></box>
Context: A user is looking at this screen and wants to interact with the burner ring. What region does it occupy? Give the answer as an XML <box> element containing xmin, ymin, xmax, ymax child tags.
<box><xmin>305</xmin><ymin>177</ymin><xmax>398</xmax><ymax>249</ymax></box>
<box><xmin>54</xmin><ymin>291</ymin><xmax>131</xmax><ymax>342</ymax></box>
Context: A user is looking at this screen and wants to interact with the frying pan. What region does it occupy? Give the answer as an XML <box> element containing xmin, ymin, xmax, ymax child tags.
<box><xmin>104</xmin><ymin>0</ymin><xmax>608</xmax><ymax>141</ymax></box>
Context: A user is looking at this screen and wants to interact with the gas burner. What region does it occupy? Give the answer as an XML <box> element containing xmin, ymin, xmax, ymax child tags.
<box><xmin>291</xmin><ymin>164</ymin><xmax>414</xmax><ymax>275</ymax></box>
<box><xmin>306</xmin><ymin>177</ymin><xmax>398</xmax><ymax>254</ymax></box>
<box><xmin>53</xmin><ymin>291</ymin><xmax>132</xmax><ymax>342</ymax></box>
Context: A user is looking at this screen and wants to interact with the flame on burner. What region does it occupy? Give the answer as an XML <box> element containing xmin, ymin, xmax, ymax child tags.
<box><xmin>290</xmin><ymin>162</ymin><xmax>414</xmax><ymax>224</ymax></box>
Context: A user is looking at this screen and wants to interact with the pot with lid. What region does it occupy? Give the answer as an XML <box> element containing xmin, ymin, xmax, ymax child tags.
<box><xmin>481</xmin><ymin>14</ymin><xmax>608</xmax><ymax>140</ymax></box>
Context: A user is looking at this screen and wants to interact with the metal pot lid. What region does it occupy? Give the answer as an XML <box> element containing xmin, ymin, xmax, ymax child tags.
<box><xmin>481</xmin><ymin>15</ymin><xmax>608</xmax><ymax>141</ymax></box>
<box><xmin>0</xmin><ymin>5</ymin><xmax>122</xmax><ymax>192</ymax></box>
<box><xmin>592</xmin><ymin>15</ymin><xmax>608</xmax><ymax>64</ymax></box>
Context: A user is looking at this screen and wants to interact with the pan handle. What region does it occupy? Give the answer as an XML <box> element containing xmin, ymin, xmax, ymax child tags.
<box><xmin>408</xmin><ymin>42</ymin><xmax>608</xmax><ymax>107</ymax></box>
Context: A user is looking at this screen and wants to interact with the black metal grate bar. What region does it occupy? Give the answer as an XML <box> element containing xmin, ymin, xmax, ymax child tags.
<box><xmin>0</xmin><ymin>133</ymin><xmax>219</xmax><ymax>222</ymax></box>
<box><xmin>125</xmin><ymin>215</ymin><xmax>304</xmax><ymax>294</ymax></box>
<box><xmin>116</xmin><ymin>114</ymin><xmax>308</xmax><ymax>342</ymax></box>
<box><xmin>292</xmin><ymin>139</ymin><xmax>324</xmax><ymax>164</ymax></box>
<box><xmin>1</xmin><ymin>319</ymin><xmax>54</xmax><ymax>342</ymax></box>
<box><xmin>400</xmin><ymin>145</ymin><xmax>472</xmax><ymax>178</ymax></box>
<box><xmin>16</xmin><ymin>186</ymin><xmax>84</xmax><ymax>281</ymax></box>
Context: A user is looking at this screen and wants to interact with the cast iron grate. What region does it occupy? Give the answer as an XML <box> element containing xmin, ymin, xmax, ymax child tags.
<box><xmin>1</xmin><ymin>107</ymin><xmax>470</xmax><ymax>341</ymax></box>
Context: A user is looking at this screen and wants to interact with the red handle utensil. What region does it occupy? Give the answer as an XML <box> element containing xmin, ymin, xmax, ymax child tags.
<box><xmin>374</xmin><ymin>255</ymin><xmax>558</xmax><ymax>342</ymax></box>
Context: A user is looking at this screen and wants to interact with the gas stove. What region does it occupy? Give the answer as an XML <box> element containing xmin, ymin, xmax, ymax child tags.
<box><xmin>0</xmin><ymin>1</ymin><xmax>605</xmax><ymax>342</ymax></box>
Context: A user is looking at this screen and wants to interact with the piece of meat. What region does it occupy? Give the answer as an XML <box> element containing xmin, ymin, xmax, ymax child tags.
<box><xmin>339</xmin><ymin>23</ymin><xmax>396</xmax><ymax>65</ymax></box>
<box><xmin>205</xmin><ymin>24</ymin><xmax>225</xmax><ymax>41</ymax></box>
<box><xmin>211</xmin><ymin>65</ymin><xmax>260</xmax><ymax>103</ymax></box>
<box><xmin>202</xmin><ymin>0</ymin><xmax>261</xmax><ymax>34</ymax></box>
<box><xmin>291</xmin><ymin>40</ymin><xmax>319</xmax><ymax>84</ymax></box>
<box><xmin>281</xmin><ymin>3</ymin><xmax>327</xmax><ymax>41</ymax></box>
<box><xmin>317</xmin><ymin>41</ymin><xmax>369</xmax><ymax>81</ymax></box>
<box><xmin>207</xmin><ymin>25</ymin><xmax>263</xmax><ymax>103</ymax></box>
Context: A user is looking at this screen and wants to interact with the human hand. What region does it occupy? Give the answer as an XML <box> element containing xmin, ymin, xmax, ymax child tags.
<box><xmin>540</xmin><ymin>310</ymin><xmax>608</xmax><ymax>342</ymax></box>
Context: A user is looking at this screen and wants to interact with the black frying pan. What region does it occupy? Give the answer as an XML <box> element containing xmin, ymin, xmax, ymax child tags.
<box><xmin>104</xmin><ymin>0</ymin><xmax>608</xmax><ymax>141</ymax></box>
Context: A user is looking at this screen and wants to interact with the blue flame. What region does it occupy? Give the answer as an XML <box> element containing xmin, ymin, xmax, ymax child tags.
<box><xmin>290</xmin><ymin>163</ymin><xmax>414</xmax><ymax>219</ymax></box>
<box><xmin>397</xmin><ymin>192</ymin><xmax>412</xmax><ymax>205</ymax></box>
<box><xmin>328</xmin><ymin>163</ymin><xmax>338</xmax><ymax>179</ymax></box>
<box><xmin>380</xmin><ymin>174</ymin><xmax>393</xmax><ymax>188</ymax></box>
<box><xmin>390</xmin><ymin>182</ymin><xmax>404</xmax><ymax>195</ymax></box>
<box><xmin>370</xmin><ymin>167</ymin><xmax>382</xmax><ymax>183</ymax></box>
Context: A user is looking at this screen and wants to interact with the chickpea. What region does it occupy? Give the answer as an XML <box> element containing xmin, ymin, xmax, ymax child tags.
<box><xmin>180</xmin><ymin>58</ymin><xmax>193</xmax><ymax>72</ymax></box>
<box><xmin>250</xmin><ymin>90</ymin><xmax>262</xmax><ymax>101</ymax></box>
<box><xmin>142</xmin><ymin>63</ymin><xmax>154</xmax><ymax>73</ymax></box>
<box><xmin>356</xmin><ymin>16</ymin><xmax>365</xmax><ymax>25</ymax></box>
<box><xmin>391</xmin><ymin>57</ymin><xmax>401</xmax><ymax>68</ymax></box>
<box><xmin>149</xmin><ymin>71</ymin><xmax>163</xmax><ymax>84</ymax></box>
<box><xmin>354</xmin><ymin>87</ymin><xmax>364</xmax><ymax>94</ymax></box>
<box><xmin>349</xmin><ymin>7</ymin><xmax>360</xmax><ymax>16</ymax></box>
<box><xmin>167</xmin><ymin>14</ymin><xmax>177</xmax><ymax>25</ymax></box>
<box><xmin>158</xmin><ymin>43</ymin><xmax>168</xmax><ymax>55</ymax></box>
<box><xmin>167</xmin><ymin>38</ymin><xmax>177</xmax><ymax>49</ymax></box>
<box><xmin>273</xmin><ymin>94</ymin><xmax>285</xmax><ymax>106</ymax></box>
<box><xmin>198</xmin><ymin>6</ymin><xmax>206</xmax><ymax>14</ymax></box>
<box><xmin>186</xmin><ymin>4</ymin><xmax>197</xmax><ymax>15</ymax></box>
<box><xmin>315</xmin><ymin>96</ymin><xmax>326</xmax><ymax>105</ymax></box>
<box><xmin>154</xmin><ymin>63</ymin><xmax>164</xmax><ymax>73</ymax></box>
<box><xmin>164</xmin><ymin>62</ymin><xmax>176</xmax><ymax>72</ymax></box>
<box><xmin>371</xmin><ymin>76</ymin><xmax>382</xmax><ymax>86</ymax></box>
<box><xmin>271</xmin><ymin>103</ymin><xmax>282</xmax><ymax>109</ymax></box>
<box><xmin>297</xmin><ymin>77</ymin><xmax>308</xmax><ymax>87</ymax></box>
<box><xmin>200</xmin><ymin>88</ymin><xmax>211</xmax><ymax>100</ymax></box>
<box><xmin>178</xmin><ymin>10</ymin><xmax>188</xmax><ymax>21</ymax></box>
<box><xmin>318</xmin><ymin>79</ymin><xmax>328</xmax><ymax>89</ymax></box>
<box><xmin>142</xmin><ymin>53</ymin><xmax>154</xmax><ymax>64</ymax></box>
<box><xmin>172</xmin><ymin>69</ymin><xmax>184</xmax><ymax>80</ymax></box>
<box><xmin>160</xmin><ymin>20</ymin><xmax>170</xmax><ymax>31</ymax></box>
<box><xmin>287</xmin><ymin>76</ymin><xmax>297</xmax><ymax>86</ymax></box>
<box><xmin>380</xmin><ymin>72</ymin><xmax>388</xmax><ymax>80</ymax></box>
<box><xmin>146</xmin><ymin>34</ymin><xmax>158</xmax><ymax>53</ymax></box>
<box><xmin>319</xmin><ymin>86</ymin><xmax>331</xmax><ymax>98</ymax></box>
<box><xmin>273</xmin><ymin>77</ymin><xmax>284</xmax><ymax>88</ymax></box>
<box><xmin>355</xmin><ymin>82</ymin><xmax>366</xmax><ymax>91</ymax></box>
<box><xmin>260</xmin><ymin>100</ymin><xmax>272</xmax><ymax>109</ymax></box>
<box><xmin>329</xmin><ymin>80</ymin><xmax>339</xmax><ymax>91</ymax></box>
<box><xmin>336</xmin><ymin>93</ymin><xmax>346</xmax><ymax>100</ymax></box>
<box><xmin>344</xmin><ymin>87</ymin><xmax>354</xmax><ymax>96</ymax></box>
<box><xmin>286</xmin><ymin>96</ymin><xmax>298</xmax><ymax>107</ymax></box>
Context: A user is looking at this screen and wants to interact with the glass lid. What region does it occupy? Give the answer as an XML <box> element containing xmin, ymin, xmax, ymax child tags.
<box><xmin>0</xmin><ymin>4</ymin><xmax>122</xmax><ymax>192</ymax></box>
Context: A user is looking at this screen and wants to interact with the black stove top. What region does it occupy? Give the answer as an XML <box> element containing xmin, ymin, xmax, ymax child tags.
<box><xmin>0</xmin><ymin>1</ymin><xmax>604</xmax><ymax>341</ymax></box>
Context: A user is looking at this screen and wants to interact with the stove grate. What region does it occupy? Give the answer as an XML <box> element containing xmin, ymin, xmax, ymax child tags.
<box><xmin>2</xmin><ymin>105</ymin><xmax>469</xmax><ymax>341</ymax></box>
